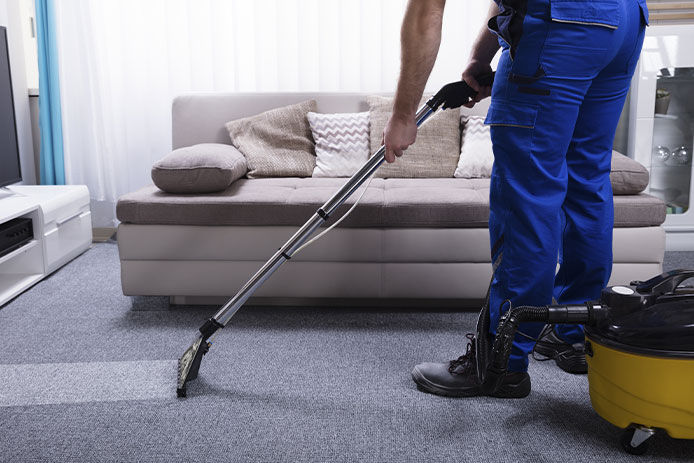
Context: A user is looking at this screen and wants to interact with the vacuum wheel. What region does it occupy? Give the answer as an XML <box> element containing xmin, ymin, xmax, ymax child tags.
<box><xmin>620</xmin><ymin>426</ymin><xmax>654</xmax><ymax>455</ymax></box>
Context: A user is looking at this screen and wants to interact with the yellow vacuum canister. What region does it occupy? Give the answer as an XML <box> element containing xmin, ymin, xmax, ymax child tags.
<box><xmin>477</xmin><ymin>269</ymin><xmax>694</xmax><ymax>455</ymax></box>
<box><xmin>585</xmin><ymin>275</ymin><xmax>694</xmax><ymax>454</ymax></box>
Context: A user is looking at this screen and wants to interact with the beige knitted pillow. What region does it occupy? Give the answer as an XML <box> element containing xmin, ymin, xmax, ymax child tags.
<box><xmin>225</xmin><ymin>100</ymin><xmax>317</xmax><ymax>178</ymax></box>
<box><xmin>367</xmin><ymin>95</ymin><xmax>461</xmax><ymax>178</ymax></box>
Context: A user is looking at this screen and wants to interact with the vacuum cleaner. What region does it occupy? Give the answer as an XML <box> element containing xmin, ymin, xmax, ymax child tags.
<box><xmin>176</xmin><ymin>73</ymin><xmax>497</xmax><ymax>398</ymax></box>
<box><xmin>475</xmin><ymin>269</ymin><xmax>694</xmax><ymax>454</ymax></box>
<box><xmin>176</xmin><ymin>72</ymin><xmax>694</xmax><ymax>455</ymax></box>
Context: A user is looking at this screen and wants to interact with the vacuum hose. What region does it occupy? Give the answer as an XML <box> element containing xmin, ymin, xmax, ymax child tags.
<box><xmin>480</xmin><ymin>303</ymin><xmax>607</xmax><ymax>394</ymax></box>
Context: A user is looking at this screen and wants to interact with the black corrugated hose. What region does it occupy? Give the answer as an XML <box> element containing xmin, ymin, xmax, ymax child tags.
<box><xmin>480</xmin><ymin>303</ymin><xmax>602</xmax><ymax>394</ymax></box>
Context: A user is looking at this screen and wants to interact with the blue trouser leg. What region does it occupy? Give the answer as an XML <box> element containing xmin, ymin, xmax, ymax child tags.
<box><xmin>553</xmin><ymin>9</ymin><xmax>646</xmax><ymax>344</ymax></box>
<box><xmin>487</xmin><ymin>0</ymin><xmax>647</xmax><ymax>371</ymax></box>
<box><xmin>488</xmin><ymin>53</ymin><xmax>589</xmax><ymax>372</ymax></box>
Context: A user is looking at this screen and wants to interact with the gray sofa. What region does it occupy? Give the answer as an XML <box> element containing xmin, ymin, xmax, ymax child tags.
<box><xmin>116</xmin><ymin>93</ymin><xmax>666</xmax><ymax>305</ymax></box>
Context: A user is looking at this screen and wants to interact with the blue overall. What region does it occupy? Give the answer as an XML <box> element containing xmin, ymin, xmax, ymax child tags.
<box><xmin>486</xmin><ymin>0</ymin><xmax>648</xmax><ymax>372</ymax></box>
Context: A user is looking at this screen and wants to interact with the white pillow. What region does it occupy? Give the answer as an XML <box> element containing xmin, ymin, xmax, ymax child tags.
<box><xmin>454</xmin><ymin>116</ymin><xmax>494</xmax><ymax>178</ymax></box>
<box><xmin>307</xmin><ymin>111</ymin><xmax>370</xmax><ymax>177</ymax></box>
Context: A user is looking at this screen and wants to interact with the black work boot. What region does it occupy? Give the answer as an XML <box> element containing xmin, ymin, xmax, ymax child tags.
<box><xmin>534</xmin><ymin>326</ymin><xmax>587</xmax><ymax>374</ymax></box>
<box><xmin>411</xmin><ymin>334</ymin><xmax>531</xmax><ymax>399</ymax></box>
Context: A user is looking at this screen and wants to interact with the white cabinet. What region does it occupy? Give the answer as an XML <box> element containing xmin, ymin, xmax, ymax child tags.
<box><xmin>0</xmin><ymin>185</ymin><xmax>92</xmax><ymax>306</ymax></box>
<box><xmin>628</xmin><ymin>25</ymin><xmax>694</xmax><ymax>250</ymax></box>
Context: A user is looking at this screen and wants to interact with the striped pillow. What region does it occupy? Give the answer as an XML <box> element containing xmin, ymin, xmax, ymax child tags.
<box><xmin>454</xmin><ymin>116</ymin><xmax>494</xmax><ymax>178</ymax></box>
<box><xmin>308</xmin><ymin>112</ymin><xmax>370</xmax><ymax>177</ymax></box>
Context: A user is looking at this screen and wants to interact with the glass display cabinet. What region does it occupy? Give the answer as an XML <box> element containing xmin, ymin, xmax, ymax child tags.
<box><xmin>628</xmin><ymin>25</ymin><xmax>694</xmax><ymax>250</ymax></box>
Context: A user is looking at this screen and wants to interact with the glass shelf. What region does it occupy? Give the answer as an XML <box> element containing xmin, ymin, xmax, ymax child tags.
<box><xmin>650</xmin><ymin>67</ymin><xmax>694</xmax><ymax>214</ymax></box>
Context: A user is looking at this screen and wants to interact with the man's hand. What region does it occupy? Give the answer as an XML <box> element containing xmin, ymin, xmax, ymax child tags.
<box><xmin>462</xmin><ymin>59</ymin><xmax>494</xmax><ymax>108</ymax></box>
<box><xmin>382</xmin><ymin>0</ymin><xmax>446</xmax><ymax>164</ymax></box>
<box><xmin>383</xmin><ymin>113</ymin><xmax>417</xmax><ymax>163</ymax></box>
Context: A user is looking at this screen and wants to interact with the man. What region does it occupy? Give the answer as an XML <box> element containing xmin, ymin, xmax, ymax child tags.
<box><xmin>384</xmin><ymin>0</ymin><xmax>648</xmax><ymax>398</ymax></box>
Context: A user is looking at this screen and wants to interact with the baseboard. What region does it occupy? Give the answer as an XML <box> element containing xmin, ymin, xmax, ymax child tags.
<box><xmin>92</xmin><ymin>227</ymin><xmax>116</xmax><ymax>243</ymax></box>
<box><xmin>169</xmin><ymin>295</ymin><xmax>485</xmax><ymax>310</ymax></box>
<box><xmin>666</xmin><ymin>229</ymin><xmax>694</xmax><ymax>251</ymax></box>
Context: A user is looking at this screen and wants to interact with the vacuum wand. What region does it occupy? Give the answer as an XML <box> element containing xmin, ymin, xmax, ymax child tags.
<box><xmin>176</xmin><ymin>74</ymin><xmax>496</xmax><ymax>398</ymax></box>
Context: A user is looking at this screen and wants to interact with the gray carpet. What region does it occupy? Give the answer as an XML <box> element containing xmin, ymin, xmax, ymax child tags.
<box><xmin>0</xmin><ymin>243</ymin><xmax>692</xmax><ymax>462</ymax></box>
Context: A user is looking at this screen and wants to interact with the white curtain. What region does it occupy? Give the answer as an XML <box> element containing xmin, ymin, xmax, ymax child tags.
<box><xmin>54</xmin><ymin>0</ymin><xmax>491</xmax><ymax>226</ymax></box>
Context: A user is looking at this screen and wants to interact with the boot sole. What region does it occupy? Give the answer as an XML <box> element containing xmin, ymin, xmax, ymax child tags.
<box><xmin>534</xmin><ymin>342</ymin><xmax>587</xmax><ymax>374</ymax></box>
<box><xmin>411</xmin><ymin>366</ymin><xmax>531</xmax><ymax>399</ymax></box>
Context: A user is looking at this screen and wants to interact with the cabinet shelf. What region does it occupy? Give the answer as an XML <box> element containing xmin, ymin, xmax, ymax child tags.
<box><xmin>0</xmin><ymin>186</ymin><xmax>92</xmax><ymax>307</ymax></box>
<box><xmin>0</xmin><ymin>239</ymin><xmax>39</xmax><ymax>266</ymax></box>
<box><xmin>654</xmin><ymin>113</ymin><xmax>679</xmax><ymax>120</ymax></box>
<box><xmin>657</xmin><ymin>75</ymin><xmax>694</xmax><ymax>83</ymax></box>
<box><xmin>651</xmin><ymin>163</ymin><xmax>692</xmax><ymax>169</ymax></box>
<box><xmin>0</xmin><ymin>273</ymin><xmax>43</xmax><ymax>302</ymax></box>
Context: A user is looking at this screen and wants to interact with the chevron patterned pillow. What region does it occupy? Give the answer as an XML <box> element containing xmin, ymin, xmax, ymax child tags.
<box><xmin>454</xmin><ymin>115</ymin><xmax>494</xmax><ymax>178</ymax></box>
<box><xmin>307</xmin><ymin>111</ymin><xmax>370</xmax><ymax>177</ymax></box>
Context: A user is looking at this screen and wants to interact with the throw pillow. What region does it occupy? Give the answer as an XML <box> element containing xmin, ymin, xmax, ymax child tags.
<box><xmin>307</xmin><ymin>111</ymin><xmax>370</xmax><ymax>177</ymax></box>
<box><xmin>611</xmin><ymin>150</ymin><xmax>650</xmax><ymax>195</ymax></box>
<box><xmin>225</xmin><ymin>100</ymin><xmax>317</xmax><ymax>178</ymax></box>
<box><xmin>151</xmin><ymin>143</ymin><xmax>247</xmax><ymax>194</ymax></box>
<box><xmin>454</xmin><ymin>115</ymin><xmax>494</xmax><ymax>178</ymax></box>
<box><xmin>367</xmin><ymin>95</ymin><xmax>461</xmax><ymax>178</ymax></box>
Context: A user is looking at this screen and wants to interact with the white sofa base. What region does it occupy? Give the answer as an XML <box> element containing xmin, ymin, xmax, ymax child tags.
<box><xmin>118</xmin><ymin>224</ymin><xmax>665</xmax><ymax>302</ymax></box>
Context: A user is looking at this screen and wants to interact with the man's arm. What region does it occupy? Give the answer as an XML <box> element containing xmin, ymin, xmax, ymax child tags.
<box><xmin>384</xmin><ymin>1</ymin><xmax>501</xmax><ymax>162</ymax></box>
<box><xmin>383</xmin><ymin>0</ymin><xmax>446</xmax><ymax>164</ymax></box>
<box><xmin>462</xmin><ymin>1</ymin><xmax>500</xmax><ymax>108</ymax></box>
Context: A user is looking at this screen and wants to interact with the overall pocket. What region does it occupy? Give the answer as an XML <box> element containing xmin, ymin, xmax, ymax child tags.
<box><xmin>540</xmin><ymin>0</ymin><xmax>621</xmax><ymax>78</ymax></box>
<box><xmin>549</xmin><ymin>0</ymin><xmax>621</xmax><ymax>29</ymax></box>
<box><xmin>484</xmin><ymin>100</ymin><xmax>538</xmax><ymax>171</ymax></box>
<box><xmin>485</xmin><ymin>100</ymin><xmax>538</xmax><ymax>129</ymax></box>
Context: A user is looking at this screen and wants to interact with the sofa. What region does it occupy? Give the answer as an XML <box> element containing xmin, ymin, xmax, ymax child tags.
<box><xmin>116</xmin><ymin>93</ymin><xmax>667</xmax><ymax>306</ymax></box>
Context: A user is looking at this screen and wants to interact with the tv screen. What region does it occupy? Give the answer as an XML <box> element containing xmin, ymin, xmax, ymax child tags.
<box><xmin>0</xmin><ymin>26</ymin><xmax>21</xmax><ymax>187</ymax></box>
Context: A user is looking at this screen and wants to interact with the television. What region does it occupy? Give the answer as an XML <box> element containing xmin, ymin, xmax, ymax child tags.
<box><xmin>0</xmin><ymin>26</ymin><xmax>21</xmax><ymax>187</ymax></box>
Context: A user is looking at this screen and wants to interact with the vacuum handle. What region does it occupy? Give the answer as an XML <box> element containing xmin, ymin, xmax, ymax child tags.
<box><xmin>425</xmin><ymin>72</ymin><xmax>495</xmax><ymax>111</ymax></box>
<box><xmin>319</xmin><ymin>71</ymin><xmax>495</xmax><ymax>219</ymax></box>
<box><xmin>634</xmin><ymin>269</ymin><xmax>694</xmax><ymax>295</ymax></box>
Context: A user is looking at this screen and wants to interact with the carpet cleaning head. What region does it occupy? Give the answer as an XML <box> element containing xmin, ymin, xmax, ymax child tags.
<box><xmin>176</xmin><ymin>335</ymin><xmax>209</xmax><ymax>398</ymax></box>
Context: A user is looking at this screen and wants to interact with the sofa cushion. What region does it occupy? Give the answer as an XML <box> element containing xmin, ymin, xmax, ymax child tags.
<box><xmin>150</xmin><ymin>143</ymin><xmax>247</xmax><ymax>194</ymax></box>
<box><xmin>452</xmin><ymin>127</ymin><xmax>649</xmax><ymax>193</ymax></box>
<box><xmin>613</xmin><ymin>194</ymin><xmax>667</xmax><ymax>227</ymax></box>
<box><xmin>367</xmin><ymin>96</ymin><xmax>461</xmax><ymax>178</ymax></box>
<box><xmin>117</xmin><ymin>178</ymin><xmax>666</xmax><ymax>228</ymax></box>
<box><xmin>455</xmin><ymin>115</ymin><xmax>494</xmax><ymax>178</ymax></box>
<box><xmin>225</xmin><ymin>100</ymin><xmax>317</xmax><ymax>178</ymax></box>
<box><xmin>307</xmin><ymin>111</ymin><xmax>370</xmax><ymax>177</ymax></box>
<box><xmin>118</xmin><ymin>178</ymin><xmax>386</xmax><ymax>228</ymax></box>
<box><xmin>611</xmin><ymin>150</ymin><xmax>650</xmax><ymax>195</ymax></box>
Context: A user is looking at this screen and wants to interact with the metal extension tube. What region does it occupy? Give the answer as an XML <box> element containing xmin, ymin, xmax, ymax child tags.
<box><xmin>177</xmin><ymin>74</ymin><xmax>495</xmax><ymax>397</ymax></box>
<box><xmin>211</xmin><ymin>104</ymin><xmax>435</xmax><ymax>327</ymax></box>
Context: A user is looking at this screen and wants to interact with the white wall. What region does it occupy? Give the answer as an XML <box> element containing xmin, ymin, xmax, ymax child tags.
<box><xmin>0</xmin><ymin>0</ymin><xmax>36</xmax><ymax>185</ymax></box>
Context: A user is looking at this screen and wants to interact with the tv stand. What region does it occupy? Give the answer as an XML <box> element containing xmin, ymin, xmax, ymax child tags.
<box><xmin>0</xmin><ymin>186</ymin><xmax>23</xmax><ymax>199</ymax></box>
<box><xmin>0</xmin><ymin>185</ymin><xmax>92</xmax><ymax>306</ymax></box>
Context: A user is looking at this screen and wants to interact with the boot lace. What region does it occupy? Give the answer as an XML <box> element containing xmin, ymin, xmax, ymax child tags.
<box><xmin>448</xmin><ymin>333</ymin><xmax>476</xmax><ymax>374</ymax></box>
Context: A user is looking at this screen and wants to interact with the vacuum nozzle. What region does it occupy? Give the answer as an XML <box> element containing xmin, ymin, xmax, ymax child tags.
<box><xmin>176</xmin><ymin>318</ymin><xmax>223</xmax><ymax>398</ymax></box>
<box><xmin>177</xmin><ymin>335</ymin><xmax>209</xmax><ymax>397</ymax></box>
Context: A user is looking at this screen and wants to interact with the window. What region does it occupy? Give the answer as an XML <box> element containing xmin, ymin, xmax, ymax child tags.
<box><xmin>19</xmin><ymin>0</ymin><xmax>37</xmax><ymax>91</ymax></box>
